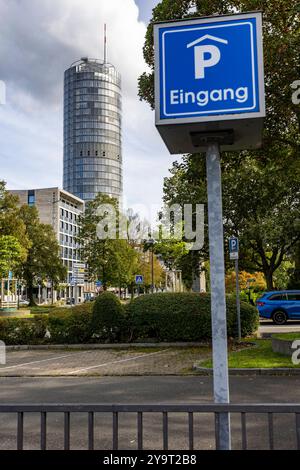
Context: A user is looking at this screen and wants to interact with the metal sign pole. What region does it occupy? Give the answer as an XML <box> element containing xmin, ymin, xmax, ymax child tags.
<box><xmin>206</xmin><ymin>142</ymin><xmax>231</xmax><ymax>450</ymax></box>
<box><xmin>235</xmin><ymin>258</ymin><xmax>241</xmax><ymax>341</ymax></box>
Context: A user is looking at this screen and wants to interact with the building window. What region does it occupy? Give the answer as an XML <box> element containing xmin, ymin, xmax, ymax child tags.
<box><xmin>28</xmin><ymin>190</ymin><xmax>35</xmax><ymax>206</ymax></box>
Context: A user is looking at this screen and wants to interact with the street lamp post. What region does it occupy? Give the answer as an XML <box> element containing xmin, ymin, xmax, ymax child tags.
<box><xmin>148</xmin><ymin>239</ymin><xmax>155</xmax><ymax>294</ymax></box>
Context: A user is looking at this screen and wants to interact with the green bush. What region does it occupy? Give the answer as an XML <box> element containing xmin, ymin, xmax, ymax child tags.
<box><xmin>91</xmin><ymin>292</ymin><xmax>126</xmax><ymax>342</ymax></box>
<box><xmin>128</xmin><ymin>293</ymin><xmax>258</xmax><ymax>342</ymax></box>
<box><xmin>47</xmin><ymin>303</ymin><xmax>93</xmax><ymax>343</ymax></box>
<box><xmin>0</xmin><ymin>316</ymin><xmax>48</xmax><ymax>345</ymax></box>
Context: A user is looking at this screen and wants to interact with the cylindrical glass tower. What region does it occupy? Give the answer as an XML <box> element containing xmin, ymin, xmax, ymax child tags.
<box><xmin>63</xmin><ymin>58</ymin><xmax>122</xmax><ymax>202</ymax></box>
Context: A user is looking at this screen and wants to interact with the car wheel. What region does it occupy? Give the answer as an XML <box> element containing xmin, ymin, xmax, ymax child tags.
<box><xmin>272</xmin><ymin>310</ymin><xmax>287</xmax><ymax>325</ymax></box>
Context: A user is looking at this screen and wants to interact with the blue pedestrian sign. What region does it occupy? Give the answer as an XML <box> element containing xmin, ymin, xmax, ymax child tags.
<box><xmin>95</xmin><ymin>281</ymin><xmax>102</xmax><ymax>288</ymax></box>
<box><xmin>154</xmin><ymin>12</ymin><xmax>265</xmax><ymax>153</ymax></box>
<box><xmin>229</xmin><ymin>237</ymin><xmax>239</xmax><ymax>260</ymax></box>
<box><xmin>135</xmin><ymin>275</ymin><xmax>144</xmax><ymax>285</ymax></box>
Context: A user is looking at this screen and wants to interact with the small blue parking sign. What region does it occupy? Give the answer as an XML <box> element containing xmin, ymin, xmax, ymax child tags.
<box><xmin>135</xmin><ymin>275</ymin><xmax>144</xmax><ymax>285</ymax></box>
<box><xmin>154</xmin><ymin>12</ymin><xmax>265</xmax><ymax>152</ymax></box>
<box><xmin>229</xmin><ymin>237</ymin><xmax>239</xmax><ymax>260</ymax></box>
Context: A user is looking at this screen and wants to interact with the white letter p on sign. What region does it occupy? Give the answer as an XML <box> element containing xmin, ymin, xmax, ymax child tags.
<box><xmin>194</xmin><ymin>45</ymin><xmax>221</xmax><ymax>79</ymax></box>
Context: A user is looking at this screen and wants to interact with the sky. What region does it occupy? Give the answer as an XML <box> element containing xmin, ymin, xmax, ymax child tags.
<box><xmin>0</xmin><ymin>0</ymin><xmax>180</xmax><ymax>212</ymax></box>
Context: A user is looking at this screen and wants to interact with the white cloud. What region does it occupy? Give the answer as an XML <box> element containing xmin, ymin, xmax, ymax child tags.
<box><xmin>0</xmin><ymin>0</ymin><xmax>175</xmax><ymax>208</ymax></box>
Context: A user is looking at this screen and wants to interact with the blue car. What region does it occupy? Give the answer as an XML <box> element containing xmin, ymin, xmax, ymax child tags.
<box><xmin>256</xmin><ymin>291</ymin><xmax>300</xmax><ymax>325</ymax></box>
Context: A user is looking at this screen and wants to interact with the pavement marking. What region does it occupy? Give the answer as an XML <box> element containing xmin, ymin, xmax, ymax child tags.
<box><xmin>0</xmin><ymin>350</ymin><xmax>94</xmax><ymax>371</ymax></box>
<box><xmin>67</xmin><ymin>349</ymin><xmax>170</xmax><ymax>375</ymax></box>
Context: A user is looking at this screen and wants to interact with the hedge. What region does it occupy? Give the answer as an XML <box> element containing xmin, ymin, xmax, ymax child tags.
<box><xmin>47</xmin><ymin>303</ymin><xmax>94</xmax><ymax>344</ymax></box>
<box><xmin>0</xmin><ymin>293</ymin><xmax>258</xmax><ymax>345</ymax></box>
<box><xmin>0</xmin><ymin>316</ymin><xmax>48</xmax><ymax>345</ymax></box>
<box><xmin>91</xmin><ymin>292</ymin><xmax>127</xmax><ymax>342</ymax></box>
<box><xmin>128</xmin><ymin>293</ymin><xmax>258</xmax><ymax>342</ymax></box>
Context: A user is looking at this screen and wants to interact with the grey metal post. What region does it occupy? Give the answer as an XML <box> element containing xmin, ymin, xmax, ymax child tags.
<box><xmin>235</xmin><ymin>259</ymin><xmax>241</xmax><ymax>341</ymax></box>
<box><xmin>206</xmin><ymin>143</ymin><xmax>231</xmax><ymax>450</ymax></box>
<box><xmin>75</xmin><ymin>284</ymin><xmax>79</xmax><ymax>305</ymax></box>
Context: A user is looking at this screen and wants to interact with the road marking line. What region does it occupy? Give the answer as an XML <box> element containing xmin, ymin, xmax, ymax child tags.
<box><xmin>67</xmin><ymin>349</ymin><xmax>170</xmax><ymax>375</ymax></box>
<box><xmin>0</xmin><ymin>351</ymin><xmax>93</xmax><ymax>371</ymax></box>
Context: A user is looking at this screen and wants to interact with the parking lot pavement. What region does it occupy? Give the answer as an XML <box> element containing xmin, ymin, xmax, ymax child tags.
<box><xmin>259</xmin><ymin>320</ymin><xmax>300</xmax><ymax>337</ymax></box>
<box><xmin>0</xmin><ymin>376</ymin><xmax>299</xmax><ymax>450</ymax></box>
<box><xmin>0</xmin><ymin>347</ymin><xmax>210</xmax><ymax>377</ymax></box>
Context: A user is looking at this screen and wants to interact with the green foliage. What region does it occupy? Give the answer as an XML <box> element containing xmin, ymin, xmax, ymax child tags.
<box><xmin>128</xmin><ymin>293</ymin><xmax>258</xmax><ymax>341</ymax></box>
<box><xmin>138</xmin><ymin>1</ymin><xmax>300</xmax><ymax>291</ymax></box>
<box><xmin>0</xmin><ymin>182</ymin><xmax>30</xmax><ymax>275</ymax></box>
<box><xmin>139</xmin><ymin>0</ymin><xmax>300</xmax><ymax>145</ymax></box>
<box><xmin>0</xmin><ymin>235</ymin><xmax>26</xmax><ymax>277</ymax></box>
<box><xmin>77</xmin><ymin>194</ymin><xmax>139</xmax><ymax>289</ymax></box>
<box><xmin>91</xmin><ymin>292</ymin><xmax>126</xmax><ymax>342</ymax></box>
<box><xmin>0</xmin><ymin>316</ymin><xmax>47</xmax><ymax>345</ymax></box>
<box><xmin>17</xmin><ymin>205</ymin><xmax>67</xmax><ymax>305</ymax></box>
<box><xmin>47</xmin><ymin>303</ymin><xmax>93</xmax><ymax>344</ymax></box>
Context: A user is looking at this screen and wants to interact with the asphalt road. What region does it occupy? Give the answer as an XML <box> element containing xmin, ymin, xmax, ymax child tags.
<box><xmin>0</xmin><ymin>376</ymin><xmax>299</xmax><ymax>450</ymax></box>
<box><xmin>259</xmin><ymin>320</ymin><xmax>300</xmax><ymax>337</ymax></box>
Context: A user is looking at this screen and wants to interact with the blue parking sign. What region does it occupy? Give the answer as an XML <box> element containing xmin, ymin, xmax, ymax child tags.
<box><xmin>156</xmin><ymin>13</ymin><xmax>264</xmax><ymax>120</ymax></box>
<box><xmin>154</xmin><ymin>12</ymin><xmax>265</xmax><ymax>153</ymax></box>
<box><xmin>229</xmin><ymin>237</ymin><xmax>239</xmax><ymax>253</ymax></box>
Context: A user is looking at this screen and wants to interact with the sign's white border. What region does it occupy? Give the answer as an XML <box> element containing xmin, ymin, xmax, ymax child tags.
<box><xmin>162</xmin><ymin>22</ymin><xmax>256</xmax><ymax>117</ymax></box>
<box><xmin>154</xmin><ymin>12</ymin><xmax>265</xmax><ymax>126</ymax></box>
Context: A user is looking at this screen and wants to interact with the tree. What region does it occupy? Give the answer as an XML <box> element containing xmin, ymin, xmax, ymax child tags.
<box><xmin>136</xmin><ymin>249</ymin><xmax>165</xmax><ymax>290</ymax></box>
<box><xmin>139</xmin><ymin>0</ymin><xmax>300</xmax><ymax>149</ymax></box>
<box><xmin>225</xmin><ymin>271</ymin><xmax>266</xmax><ymax>293</ymax></box>
<box><xmin>162</xmin><ymin>149</ymin><xmax>300</xmax><ymax>290</ymax></box>
<box><xmin>0</xmin><ymin>236</ymin><xmax>26</xmax><ymax>278</ymax></box>
<box><xmin>17</xmin><ymin>205</ymin><xmax>67</xmax><ymax>306</ymax></box>
<box><xmin>138</xmin><ymin>1</ymin><xmax>300</xmax><ymax>291</ymax></box>
<box><xmin>0</xmin><ymin>181</ymin><xmax>30</xmax><ymax>254</ymax></box>
<box><xmin>77</xmin><ymin>194</ymin><xmax>139</xmax><ymax>290</ymax></box>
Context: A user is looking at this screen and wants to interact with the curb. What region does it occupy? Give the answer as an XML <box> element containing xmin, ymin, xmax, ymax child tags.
<box><xmin>5</xmin><ymin>342</ymin><xmax>207</xmax><ymax>351</ymax></box>
<box><xmin>193</xmin><ymin>364</ymin><xmax>300</xmax><ymax>376</ymax></box>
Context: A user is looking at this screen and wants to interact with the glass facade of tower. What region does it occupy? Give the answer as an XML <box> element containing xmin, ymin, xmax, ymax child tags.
<box><xmin>63</xmin><ymin>58</ymin><xmax>122</xmax><ymax>201</ymax></box>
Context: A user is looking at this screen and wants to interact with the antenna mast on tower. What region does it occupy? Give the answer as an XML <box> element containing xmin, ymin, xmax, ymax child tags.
<box><xmin>104</xmin><ymin>23</ymin><xmax>107</xmax><ymax>64</ymax></box>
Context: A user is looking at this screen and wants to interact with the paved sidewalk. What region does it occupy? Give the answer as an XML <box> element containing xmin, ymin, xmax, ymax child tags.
<box><xmin>0</xmin><ymin>347</ymin><xmax>210</xmax><ymax>377</ymax></box>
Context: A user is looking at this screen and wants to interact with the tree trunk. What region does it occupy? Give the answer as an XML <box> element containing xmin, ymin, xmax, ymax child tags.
<box><xmin>264</xmin><ymin>270</ymin><xmax>274</xmax><ymax>291</ymax></box>
<box><xmin>27</xmin><ymin>280</ymin><xmax>37</xmax><ymax>307</ymax></box>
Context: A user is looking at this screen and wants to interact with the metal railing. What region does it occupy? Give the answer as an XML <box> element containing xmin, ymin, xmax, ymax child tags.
<box><xmin>1</xmin><ymin>403</ymin><xmax>300</xmax><ymax>450</ymax></box>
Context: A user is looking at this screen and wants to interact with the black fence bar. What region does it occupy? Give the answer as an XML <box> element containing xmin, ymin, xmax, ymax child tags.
<box><xmin>137</xmin><ymin>412</ymin><xmax>143</xmax><ymax>451</ymax></box>
<box><xmin>268</xmin><ymin>413</ymin><xmax>274</xmax><ymax>450</ymax></box>
<box><xmin>188</xmin><ymin>412</ymin><xmax>194</xmax><ymax>451</ymax></box>
<box><xmin>163</xmin><ymin>412</ymin><xmax>168</xmax><ymax>451</ymax></box>
<box><xmin>241</xmin><ymin>413</ymin><xmax>247</xmax><ymax>450</ymax></box>
<box><xmin>64</xmin><ymin>412</ymin><xmax>70</xmax><ymax>451</ymax></box>
<box><xmin>17</xmin><ymin>412</ymin><xmax>24</xmax><ymax>451</ymax></box>
<box><xmin>113</xmin><ymin>412</ymin><xmax>118</xmax><ymax>450</ymax></box>
<box><xmin>214</xmin><ymin>413</ymin><xmax>220</xmax><ymax>450</ymax></box>
<box><xmin>88</xmin><ymin>412</ymin><xmax>94</xmax><ymax>451</ymax></box>
<box><xmin>296</xmin><ymin>413</ymin><xmax>300</xmax><ymax>450</ymax></box>
<box><xmin>40</xmin><ymin>412</ymin><xmax>47</xmax><ymax>451</ymax></box>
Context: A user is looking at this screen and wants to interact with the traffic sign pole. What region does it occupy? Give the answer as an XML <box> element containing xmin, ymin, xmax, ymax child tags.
<box><xmin>235</xmin><ymin>258</ymin><xmax>241</xmax><ymax>341</ymax></box>
<box><xmin>206</xmin><ymin>142</ymin><xmax>231</xmax><ymax>450</ymax></box>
